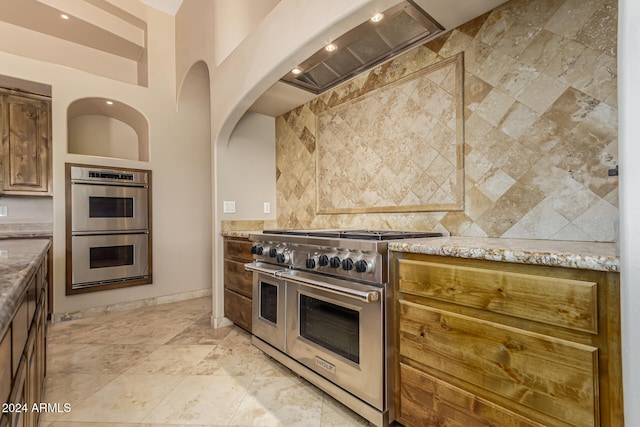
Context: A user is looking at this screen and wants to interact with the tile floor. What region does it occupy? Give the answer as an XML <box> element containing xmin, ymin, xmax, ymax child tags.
<box><xmin>41</xmin><ymin>297</ymin><xmax>370</xmax><ymax>427</ymax></box>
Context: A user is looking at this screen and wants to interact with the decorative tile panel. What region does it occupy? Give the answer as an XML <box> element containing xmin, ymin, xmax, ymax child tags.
<box><xmin>275</xmin><ymin>0</ymin><xmax>618</xmax><ymax>242</ymax></box>
<box><xmin>316</xmin><ymin>54</ymin><xmax>464</xmax><ymax>214</ymax></box>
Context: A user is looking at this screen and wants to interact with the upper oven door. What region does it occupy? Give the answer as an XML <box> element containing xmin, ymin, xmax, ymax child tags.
<box><xmin>284</xmin><ymin>270</ymin><xmax>385</xmax><ymax>410</ymax></box>
<box><xmin>71</xmin><ymin>183</ymin><xmax>148</xmax><ymax>232</ymax></box>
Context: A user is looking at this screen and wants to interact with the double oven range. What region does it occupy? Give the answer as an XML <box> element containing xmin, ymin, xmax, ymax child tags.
<box><xmin>245</xmin><ymin>229</ymin><xmax>446</xmax><ymax>426</ymax></box>
<box><xmin>66</xmin><ymin>164</ymin><xmax>151</xmax><ymax>294</ymax></box>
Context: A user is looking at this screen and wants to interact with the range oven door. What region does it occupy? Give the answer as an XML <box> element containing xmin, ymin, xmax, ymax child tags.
<box><xmin>71</xmin><ymin>232</ymin><xmax>149</xmax><ymax>289</ymax></box>
<box><xmin>284</xmin><ymin>270</ymin><xmax>385</xmax><ymax>410</ymax></box>
<box><xmin>71</xmin><ymin>183</ymin><xmax>148</xmax><ymax>232</ymax></box>
<box><xmin>246</xmin><ymin>262</ymin><xmax>287</xmax><ymax>352</ymax></box>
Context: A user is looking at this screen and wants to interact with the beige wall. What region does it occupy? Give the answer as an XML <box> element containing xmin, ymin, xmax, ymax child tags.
<box><xmin>0</xmin><ymin>2</ymin><xmax>212</xmax><ymax>316</ymax></box>
<box><xmin>217</xmin><ymin>112</ymin><xmax>276</xmax><ymax>221</ymax></box>
<box><xmin>0</xmin><ymin>197</ymin><xmax>52</xmax><ymax>224</ymax></box>
<box><xmin>275</xmin><ymin>0</ymin><xmax>618</xmax><ymax>242</ymax></box>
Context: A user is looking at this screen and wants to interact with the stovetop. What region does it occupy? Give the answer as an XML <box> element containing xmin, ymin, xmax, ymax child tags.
<box><xmin>262</xmin><ymin>229</ymin><xmax>445</xmax><ymax>241</ymax></box>
<box><xmin>250</xmin><ymin>229</ymin><xmax>448</xmax><ymax>285</ymax></box>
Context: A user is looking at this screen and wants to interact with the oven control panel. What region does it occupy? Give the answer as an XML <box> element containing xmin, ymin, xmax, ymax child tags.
<box><xmin>250</xmin><ymin>240</ymin><xmax>383</xmax><ymax>283</ymax></box>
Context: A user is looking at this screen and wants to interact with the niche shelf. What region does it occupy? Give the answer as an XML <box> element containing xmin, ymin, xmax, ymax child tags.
<box><xmin>67</xmin><ymin>97</ymin><xmax>149</xmax><ymax>161</ymax></box>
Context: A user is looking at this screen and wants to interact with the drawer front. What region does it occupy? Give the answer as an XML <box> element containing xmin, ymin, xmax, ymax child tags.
<box><xmin>0</xmin><ymin>330</ymin><xmax>10</xmax><ymax>404</ymax></box>
<box><xmin>398</xmin><ymin>258</ymin><xmax>598</xmax><ymax>334</ymax></box>
<box><xmin>399</xmin><ymin>300</ymin><xmax>599</xmax><ymax>427</ymax></box>
<box><xmin>224</xmin><ymin>259</ymin><xmax>253</xmax><ymax>298</ymax></box>
<box><xmin>224</xmin><ymin>289</ymin><xmax>252</xmax><ymax>332</ymax></box>
<box><xmin>224</xmin><ymin>238</ymin><xmax>252</xmax><ymax>263</ymax></box>
<box><xmin>399</xmin><ymin>363</ymin><xmax>545</xmax><ymax>427</ymax></box>
<box><xmin>11</xmin><ymin>297</ymin><xmax>28</xmax><ymax>376</ymax></box>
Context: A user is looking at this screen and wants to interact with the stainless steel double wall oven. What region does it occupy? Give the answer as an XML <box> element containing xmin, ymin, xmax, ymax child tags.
<box><xmin>66</xmin><ymin>164</ymin><xmax>151</xmax><ymax>294</ymax></box>
<box><xmin>245</xmin><ymin>229</ymin><xmax>446</xmax><ymax>427</ymax></box>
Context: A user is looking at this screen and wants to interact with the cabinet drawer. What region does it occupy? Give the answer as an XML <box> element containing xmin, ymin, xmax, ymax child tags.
<box><xmin>397</xmin><ymin>257</ymin><xmax>598</xmax><ymax>334</ymax></box>
<box><xmin>0</xmin><ymin>329</ymin><xmax>10</xmax><ymax>404</ymax></box>
<box><xmin>224</xmin><ymin>289</ymin><xmax>252</xmax><ymax>332</ymax></box>
<box><xmin>224</xmin><ymin>239</ymin><xmax>252</xmax><ymax>263</ymax></box>
<box><xmin>224</xmin><ymin>259</ymin><xmax>253</xmax><ymax>298</ymax></box>
<box><xmin>399</xmin><ymin>300</ymin><xmax>599</xmax><ymax>427</ymax></box>
<box><xmin>11</xmin><ymin>297</ymin><xmax>28</xmax><ymax>377</ymax></box>
<box><xmin>399</xmin><ymin>363</ymin><xmax>545</xmax><ymax>427</ymax></box>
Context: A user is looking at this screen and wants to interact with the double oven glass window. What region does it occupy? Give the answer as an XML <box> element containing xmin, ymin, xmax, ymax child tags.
<box><xmin>89</xmin><ymin>196</ymin><xmax>134</xmax><ymax>219</ymax></box>
<box><xmin>298</xmin><ymin>294</ymin><xmax>360</xmax><ymax>364</ymax></box>
<box><xmin>259</xmin><ymin>281</ymin><xmax>279</xmax><ymax>324</ymax></box>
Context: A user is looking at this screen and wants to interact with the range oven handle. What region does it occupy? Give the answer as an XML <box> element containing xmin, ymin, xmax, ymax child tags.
<box><xmin>244</xmin><ymin>262</ymin><xmax>287</xmax><ymax>277</ymax></box>
<box><xmin>278</xmin><ymin>272</ymin><xmax>381</xmax><ymax>304</ymax></box>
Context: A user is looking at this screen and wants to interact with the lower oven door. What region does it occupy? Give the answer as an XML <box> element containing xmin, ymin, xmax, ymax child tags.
<box><xmin>71</xmin><ymin>232</ymin><xmax>149</xmax><ymax>289</ymax></box>
<box><xmin>284</xmin><ymin>271</ymin><xmax>385</xmax><ymax>410</ymax></box>
<box><xmin>246</xmin><ymin>263</ymin><xmax>287</xmax><ymax>352</ymax></box>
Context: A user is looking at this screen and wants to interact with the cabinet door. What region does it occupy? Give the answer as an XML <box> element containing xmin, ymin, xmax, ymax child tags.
<box><xmin>0</xmin><ymin>93</ymin><xmax>51</xmax><ymax>195</ymax></box>
<box><xmin>399</xmin><ymin>363</ymin><xmax>545</xmax><ymax>427</ymax></box>
<box><xmin>224</xmin><ymin>289</ymin><xmax>252</xmax><ymax>332</ymax></box>
<box><xmin>0</xmin><ymin>329</ymin><xmax>10</xmax><ymax>405</ymax></box>
<box><xmin>224</xmin><ymin>259</ymin><xmax>253</xmax><ymax>298</ymax></box>
<box><xmin>399</xmin><ymin>300</ymin><xmax>599</xmax><ymax>426</ymax></box>
<box><xmin>224</xmin><ymin>238</ymin><xmax>252</xmax><ymax>262</ymax></box>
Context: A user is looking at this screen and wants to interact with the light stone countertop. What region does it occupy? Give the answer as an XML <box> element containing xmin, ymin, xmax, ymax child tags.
<box><xmin>0</xmin><ymin>239</ymin><xmax>51</xmax><ymax>339</ymax></box>
<box><xmin>222</xmin><ymin>231</ymin><xmax>619</xmax><ymax>272</ymax></box>
<box><xmin>221</xmin><ymin>230</ymin><xmax>254</xmax><ymax>239</ymax></box>
<box><xmin>388</xmin><ymin>236</ymin><xmax>619</xmax><ymax>272</ymax></box>
<box><xmin>0</xmin><ymin>223</ymin><xmax>53</xmax><ymax>239</ymax></box>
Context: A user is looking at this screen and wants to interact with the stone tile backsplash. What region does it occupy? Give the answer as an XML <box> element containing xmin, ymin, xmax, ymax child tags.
<box><xmin>275</xmin><ymin>0</ymin><xmax>618</xmax><ymax>242</ymax></box>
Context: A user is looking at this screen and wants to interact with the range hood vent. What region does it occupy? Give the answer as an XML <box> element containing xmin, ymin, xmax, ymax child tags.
<box><xmin>280</xmin><ymin>0</ymin><xmax>444</xmax><ymax>94</ymax></box>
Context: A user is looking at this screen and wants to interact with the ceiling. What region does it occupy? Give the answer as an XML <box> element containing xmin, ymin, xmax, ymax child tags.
<box><xmin>248</xmin><ymin>0</ymin><xmax>509</xmax><ymax>117</ymax></box>
<box><xmin>0</xmin><ymin>0</ymin><xmax>508</xmax><ymax>117</ymax></box>
<box><xmin>139</xmin><ymin>0</ymin><xmax>183</xmax><ymax>15</ymax></box>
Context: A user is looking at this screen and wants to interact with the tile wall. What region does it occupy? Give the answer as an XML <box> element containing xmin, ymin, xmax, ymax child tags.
<box><xmin>276</xmin><ymin>0</ymin><xmax>618</xmax><ymax>241</ymax></box>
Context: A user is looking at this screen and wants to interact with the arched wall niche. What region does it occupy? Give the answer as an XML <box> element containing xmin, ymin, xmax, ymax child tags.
<box><xmin>67</xmin><ymin>97</ymin><xmax>149</xmax><ymax>161</ymax></box>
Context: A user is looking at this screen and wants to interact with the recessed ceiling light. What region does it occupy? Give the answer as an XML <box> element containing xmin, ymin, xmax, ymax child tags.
<box><xmin>291</xmin><ymin>67</ymin><xmax>303</xmax><ymax>75</ymax></box>
<box><xmin>60</xmin><ymin>14</ymin><xmax>69</xmax><ymax>20</ymax></box>
<box><xmin>105</xmin><ymin>101</ymin><xmax>114</xmax><ymax>105</ymax></box>
<box><xmin>371</xmin><ymin>13</ymin><xmax>384</xmax><ymax>22</ymax></box>
<box><xmin>325</xmin><ymin>43</ymin><xmax>337</xmax><ymax>52</ymax></box>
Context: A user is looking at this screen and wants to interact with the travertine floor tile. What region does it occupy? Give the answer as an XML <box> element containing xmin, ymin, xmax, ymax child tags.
<box><xmin>44</xmin><ymin>297</ymin><xmax>369</xmax><ymax>426</ymax></box>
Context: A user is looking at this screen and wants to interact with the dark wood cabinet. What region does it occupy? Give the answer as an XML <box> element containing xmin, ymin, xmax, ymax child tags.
<box><xmin>0</xmin><ymin>89</ymin><xmax>52</xmax><ymax>196</ymax></box>
<box><xmin>393</xmin><ymin>253</ymin><xmax>623</xmax><ymax>427</ymax></box>
<box><xmin>1</xmin><ymin>252</ymin><xmax>48</xmax><ymax>427</ymax></box>
<box><xmin>223</xmin><ymin>237</ymin><xmax>253</xmax><ymax>332</ymax></box>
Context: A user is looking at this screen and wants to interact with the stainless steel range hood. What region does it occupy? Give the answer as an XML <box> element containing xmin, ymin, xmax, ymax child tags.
<box><xmin>280</xmin><ymin>1</ymin><xmax>443</xmax><ymax>94</ymax></box>
<box><xmin>249</xmin><ymin>0</ymin><xmax>510</xmax><ymax>117</ymax></box>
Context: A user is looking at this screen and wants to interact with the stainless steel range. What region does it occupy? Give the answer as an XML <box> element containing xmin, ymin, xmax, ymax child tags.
<box><xmin>244</xmin><ymin>229</ymin><xmax>447</xmax><ymax>426</ymax></box>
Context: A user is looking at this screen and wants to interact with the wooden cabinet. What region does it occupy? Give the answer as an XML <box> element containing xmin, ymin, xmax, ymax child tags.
<box><xmin>392</xmin><ymin>253</ymin><xmax>623</xmax><ymax>427</ymax></box>
<box><xmin>0</xmin><ymin>330</ymin><xmax>10</xmax><ymax>406</ymax></box>
<box><xmin>1</xmin><ymin>253</ymin><xmax>49</xmax><ymax>427</ymax></box>
<box><xmin>0</xmin><ymin>89</ymin><xmax>52</xmax><ymax>196</ymax></box>
<box><xmin>223</xmin><ymin>237</ymin><xmax>253</xmax><ymax>332</ymax></box>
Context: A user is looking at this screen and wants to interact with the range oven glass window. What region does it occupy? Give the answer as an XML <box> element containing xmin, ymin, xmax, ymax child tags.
<box><xmin>89</xmin><ymin>196</ymin><xmax>134</xmax><ymax>218</ymax></box>
<box><xmin>299</xmin><ymin>294</ymin><xmax>359</xmax><ymax>363</ymax></box>
<box><xmin>89</xmin><ymin>245</ymin><xmax>134</xmax><ymax>269</ymax></box>
<box><xmin>259</xmin><ymin>281</ymin><xmax>278</xmax><ymax>324</ymax></box>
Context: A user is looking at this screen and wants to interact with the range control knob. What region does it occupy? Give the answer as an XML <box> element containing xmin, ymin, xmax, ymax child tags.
<box><xmin>306</xmin><ymin>258</ymin><xmax>316</xmax><ymax>269</ymax></box>
<box><xmin>329</xmin><ymin>256</ymin><xmax>341</xmax><ymax>268</ymax></box>
<box><xmin>355</xmin><ymin>260</ymin><xmax>370</xmax><ymax>273</ymax></box>
<box><xmin>251</xmin><ymin>245</ymin><xmax>264</xmax><ymax>255</ymax></box>
<box><xmin>318</xmin><ymin>255</ymin><xmax>329</xmax><ymax>266</ymax></box>
<box><xmin>342</xmin><ymin>258</ymin><xmax>354</xmax><ymax>271</ymax></box>
<box><xmin>268</xmin><ymin>248</ymin><xmax>278</xmax><ymax>258</ymax></box>
<box><xmin>276</xmin><ymin>252</ymin><xmax>290</xmax><ymax>264</ymax></box>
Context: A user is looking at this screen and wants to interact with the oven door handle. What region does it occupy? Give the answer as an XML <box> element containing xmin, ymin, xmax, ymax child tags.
<box><xmin>244</xmin><ymin>262</ymin><xmax>288</xmax><ymax>277</ymax></box>
<box><xmin>280</xmin><ymin>273</ymin><xmax>381</xmax><ymax>304</ymax></box>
